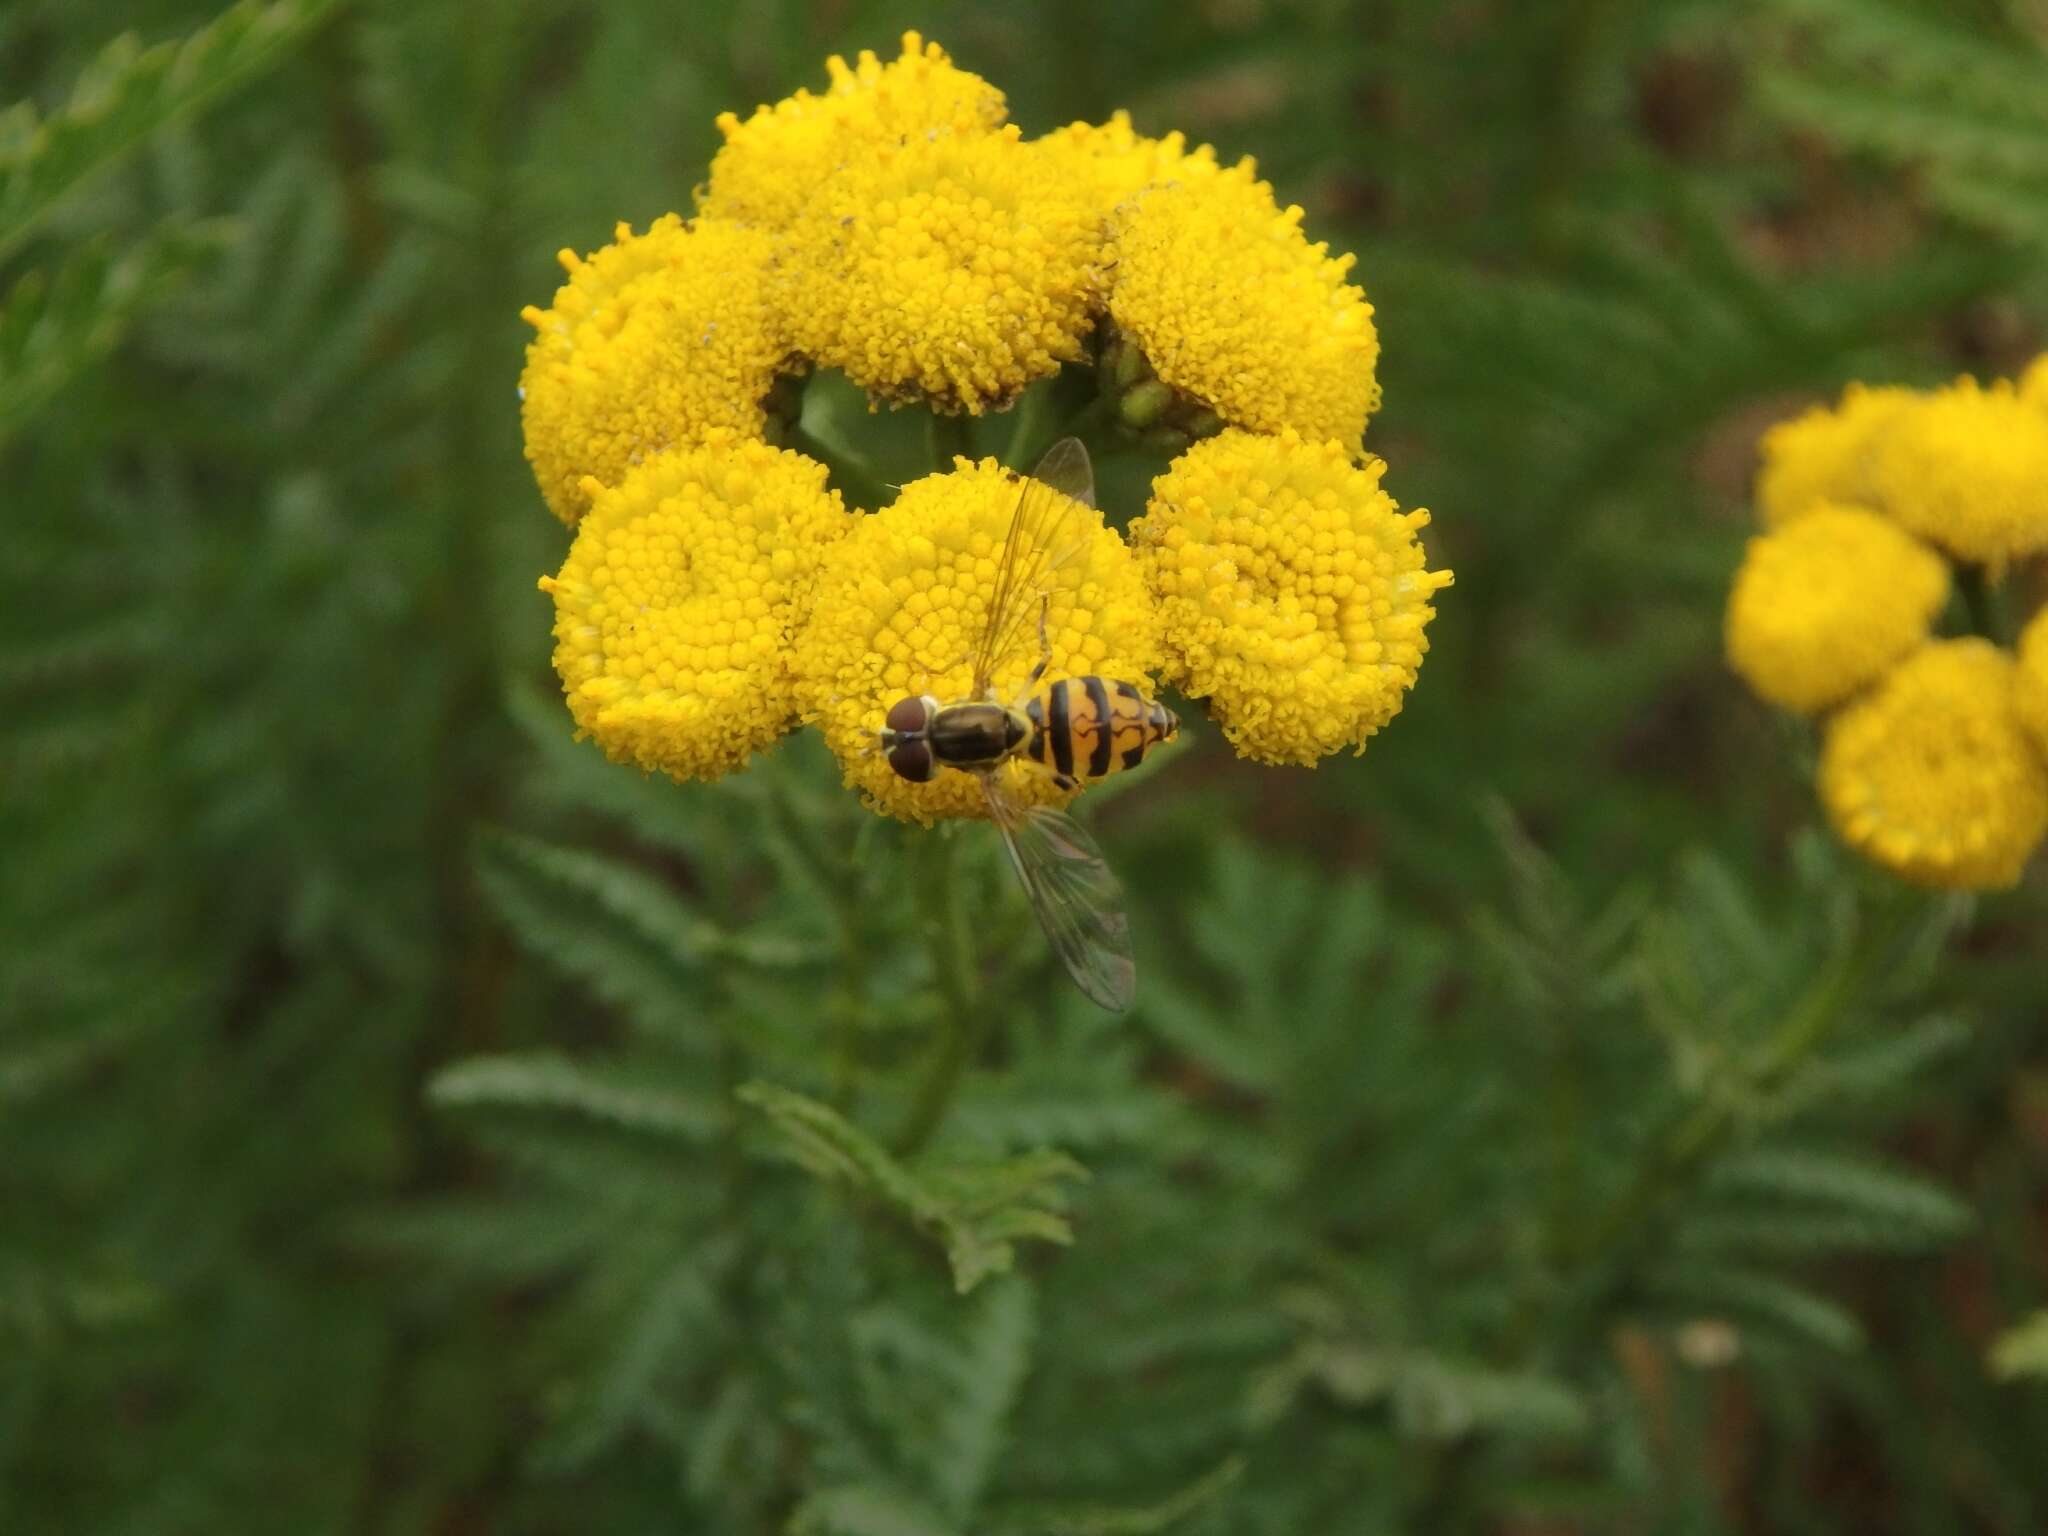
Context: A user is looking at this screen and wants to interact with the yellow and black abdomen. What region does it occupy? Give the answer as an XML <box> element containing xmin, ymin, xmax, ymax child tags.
<box><xmin>1024</xmin><ymin>677</ymin><xmax>1177</xmax><ymax>788</ymax></box>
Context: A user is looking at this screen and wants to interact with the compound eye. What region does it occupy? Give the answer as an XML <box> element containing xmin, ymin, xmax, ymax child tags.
<box><xmin>885</xmin><ymin>696</ymin><xmax>931</xmax><ymax>735</ymax></box>
<box><xmin>887</xmin><ymin>740</ymin><xmax>936</xmax><ymax>783</ymax></box>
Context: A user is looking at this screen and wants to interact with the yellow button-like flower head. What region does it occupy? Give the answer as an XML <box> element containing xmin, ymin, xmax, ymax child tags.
<box><xmin>1866</xmin><ymin>377</ymin><xmax>2048</xmax><ymax>563</ymax></box>
<box><xmin>520</xmin><ymin>215</ymin><xmax>787</xmax><ymax>525</ymax></box>
<box><xmin>1819</xmin><ymin>639</ymin><xmax>2048</xmax><ymax>890</ymax></box>
<box><xmin>1037</xmin><ymin>110</ymin><xmax>1219</xmax><ymax>212</ymax></box>
<box><xmin>779</xmin><ymin>126</ymin><xmax>1104</xmax><ymax>414</ymax></box>
<box><xmin>1130</xmin><ymin>430</ymin><xmax>1451</xmax><ymax>766</ymax></box>
<box><xmin>1724</xmin><ymin>504</ymin><xmax>1950</xmax><ymax>714</ymax></box>
<box><xmin>2016</xmin><ymin>606</ymin><xmax>2048</xmax><ymax>762</ymax></box>
<box><xmin>1755</xmin><ymin>383</ymin><xmax>1918</xmax><ymax>528</ymax></box>
<box><xmin>702</xmin><ymin>31</ymin><xmax>1006</xmax><ymax>230</ymax></box>
<box><xmin>541</xmin><ymin>437</ymin><xmax>851</xmax><ymax>781</ymax></box>
<box><xmin>796</xmin><ymin>457</ymin><xmax>1163</xmax><ymax>823</ymax></box>
<box><xmin>2021</xmin><ymin>353</ymin><xmax>2048</xmax><ymax>413</ymax></box>
<box><xmin>1109</xmin><ymin>163</ymin><xmax>1380</xmax><ymax>451</ymax></box>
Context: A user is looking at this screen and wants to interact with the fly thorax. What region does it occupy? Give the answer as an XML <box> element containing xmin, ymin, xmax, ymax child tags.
<box><xmin>929</xmin><ymin>702</ymin><xmax>1018</xmax><ymax>768</ymax></box>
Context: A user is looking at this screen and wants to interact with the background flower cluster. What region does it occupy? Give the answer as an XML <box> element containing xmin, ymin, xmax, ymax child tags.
<box><xmin>519</xmin><ymin>33</ymin><xmax>1450</xmax><ymax>821</ymax></box>
<box><xmin>1726</xmin><ymin>357</ymin><xmax>2048</xmax><ymax>888</ymax></box>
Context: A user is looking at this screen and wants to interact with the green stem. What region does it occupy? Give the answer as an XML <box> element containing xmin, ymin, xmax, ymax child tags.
<box><xmin>762</xmin><ymin>776</ymin><xmax>866</xmax><ymax>1110</ymax></box>
<box><xmin>927</xmin><ymin>411</ymin><xmax>976</xmax><ymax>472</ymax></box>
<box><xmin>1058</xmin><ymin>392</ymin><xmax>1117</xmax><ymax>445</ymax></box>
<box><xmin>1957</xmin><ymin>564</ymin><xmax>2007</xmax><ymax>645</ymax></box>
<box><xmin>1001</xmin><ymin>381</ymin><xmax>1057</xmax><ymax>470</ymax></box>
<box><xmin>1578</xmin><ymin>890</ymin><xmax>1912</xmax><ymax>1267</ymax></box>
<box><xmin>786</xmin><ymin>422</ymin><xmax>893</xmax><ymax>512</ymax></box>
<box><xmin>893</xmin><ymin>830</ymin><xmax>984</xmax><ymax>1154</ymax></box>
<box><xmin>1542</xmin><ymin>1013</ymin><xmax>1587</xmax><ymax>1265</ymax></box>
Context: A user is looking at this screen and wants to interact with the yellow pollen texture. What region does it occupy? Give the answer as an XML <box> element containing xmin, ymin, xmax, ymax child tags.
<box><xmin>1130</xmin><ymin>430</ymin><xmax>1451</xmax><ymax>766</ymax></box>
<box><xmin>1109</xmin><ymin>163</ymin><xmax>1380</xmax><ymax>451</ymax></box>
<box><xmin>541</xmin><ymin>437</ymin><xmax>851</xmax><ymax>782</ymax></box>
<box><xmin>1724</xmin><ymin>504</ymin><xmax>1950</xmax><ymax>715</ymax></box>
<box><xmin>779</xmin><ymin>126</ymin><xmax>1104</xmax><ymax>414</ymax></box>
<box><xmin>1865</xmin><ymin>378</ymin><xmax>2048</xmax><ymax>564</ymax></box>
<box><xmin>1755</xmin><ymin>383</ymin><xmax>1917</xmax><ymax>528</ymax></box>
<box><xmin>700</xmin><ymin>31</ymin><xmax>1007</xmax><ymax>230</ymax></box>
<box><xmin>795</xmin><ymin>457</ymin><xmax>1163</xmax><ymax>824</ymax></box>
<box><xmin>2020</xmin><ymin>353</ymin><xmax>2048</xmax><ymax>413</ymax></box>
<box><xmin>1036</xmin><ymin>110</ymin><xmax>1220</xmax><ymax>213</ymax></box>
<box><xmin>519</xmin><ymin>215</ymin><xmax>787</xmax><ymax>525</ymax></box>
<box><xmin>1819</xmin><ymin>639</ymin><xmax>2048</xmax><ymax>890</ymax></box>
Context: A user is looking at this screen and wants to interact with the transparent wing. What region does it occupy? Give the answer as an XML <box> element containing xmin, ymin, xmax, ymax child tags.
<box><xmin>1027</xmin><ymin>435</ymin><xmax>1096</xmax><ymax>507</ymax></box>
<box><xmin>970</xmin><ymin>437</ymin><xmax>1097</xmax><ymax>699</ymax></box>
<box><xmin>981</xmin><ymin>771</ymin><xmax>1135</xmax><ymax>1013</ymax></box>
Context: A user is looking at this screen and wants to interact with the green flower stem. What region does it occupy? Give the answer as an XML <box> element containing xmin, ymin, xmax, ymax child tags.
<box><xmin>761</xmin><ymin>776</ymin><xmax>867</xmax><ymax>1110</ymax></box>
<box><xmin>893</xmin><ymin>829</ymin><xmax>985</xmax><ymax>1155</ymax></box>
<box><xmin>928</xmin><ymin>410</ymin><xmax>976</xmax><ymax>472</ymax></box>
<box><xmin>1957</xmin><ymin>564</ymin><xmax>2007</xmax><ymax>645</ymax></box>
<box><xmin>785</xmin><ymin>421</ymin><xmax>893</xmax><ymax>512</ymax></box>
<box><xmin>1001</xmin><ymin>381</ymin><xmax>1057</xmax><ymax>469</ymax></box>
<box><xmin>1058</xmin><ymin>392</ymin><xmax>1117</xmax><ymax>444</ymax></box>
<box><xmin>1577</xmin><ymin>888</ymin><xmax>1913</xmax><ymax>1269</ymax></box>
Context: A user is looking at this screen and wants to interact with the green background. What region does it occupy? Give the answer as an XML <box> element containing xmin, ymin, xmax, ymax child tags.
<box><xmin>7</xmin><ymin>1</ymin><xmax>2048</xmax><ymax>1532</ymax></box>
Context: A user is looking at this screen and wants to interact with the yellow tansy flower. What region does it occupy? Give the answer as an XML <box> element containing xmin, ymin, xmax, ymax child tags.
<box><xmin>1724</xmin><ymin>504</ymin><xmax>1950</xmax><ymax>714</ymax></box>
<box><xmin>701</xmin><ymin>32</ymin><xmax>1006</xmax><ymax>230</ymax></box>
<box><xmin>1108</xmin><ymin>162</ymin><xmax>1380</xmax><ymax>452</ymax></box>
<box><xmin>520</xmin><ymin>215</ymin><xmax>787</xmax><ymax>526</ymax></box>
<box><xmin>2016</xmin><ymin>606</ymin><xmax>2048</xmax><ymax>761</ymax></box>
<box><xmin>1865</xmin><ymin>377</ymin><xmax>2048</xmax><ymax>564</ymax></box>
<box><xmin>1129</xmin><ymin>430</ymin><xmax>1450</xmax><ymax>766</ymax></box>
<box><xmin>1819</xmin><ymin>639</ymin><xmax>2048</xmax><ymax>890</ymax></box>
<box><xmin>1755</xmin><ymin>383</ymin><xmax>1918</xmax><ymax>528</ymax></box>
<box><xmin>779</xmin><ymin>125</ymin><xmax>1104</xmax><ymax>414</ymax></box>
<box><xmin>1037</xmin><ymin>110</ymin><xmax>1219</xmax><ymax>212</ymax></box>
<box><xmin>2021</xmin><ymin>353</ymin><xmax>2048</xmax><ymax>413</ymax></box>
<box><xmin>796</xmin><ymin>456</ymin><xmax>1162</xmax><ymax>823</ymax></box>
<box><xmin>541</xmin><ymin>437</ymin><xmax>850</xmax><ymax>781</ymax></box>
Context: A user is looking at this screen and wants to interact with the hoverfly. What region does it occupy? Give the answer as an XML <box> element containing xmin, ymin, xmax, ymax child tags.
<box><xmin>876</xmin><ymin>437</ymin><xmax>1178</xmax><ymax>1013</ymax></box>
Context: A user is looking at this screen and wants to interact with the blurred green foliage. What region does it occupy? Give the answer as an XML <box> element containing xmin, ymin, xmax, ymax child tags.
<box><xmin>5</xmin><ymin>1</ymin><xmax>2048</xmax><ymax>1532</ymax></box>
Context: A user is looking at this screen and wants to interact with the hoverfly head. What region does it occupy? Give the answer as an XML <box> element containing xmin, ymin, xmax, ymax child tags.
<box><xmin>879</xmin><ymin>694</ymin><xmax>940</xmax><ymax>783</ymax></box>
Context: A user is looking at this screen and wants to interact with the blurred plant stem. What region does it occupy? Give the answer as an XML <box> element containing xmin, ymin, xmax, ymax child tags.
<box><xmin>1578</xmin><ymin>884</ymin><xmax>1919</xmax><ymax>1277</ymax></box>
<box><xmin>1057</xmin><ymin>391</ymin><xmax>1116</xmax><ymax>445</ymax></box>
<box><xmin>1957</xmin><ymin>564</ymin><xmax>2009</xmax><ymax>645</ymax></box>
<box><xmin>1002</xmin><ymin>380</ymin><xmax>1056</xmax><ymax>469</ymax></box>
<box><xmin>761</xmin><ymin>775</ymin><xmax>867</xmax><ymax>1110</ymax></box>
<box><xmin>928</xmin><ymin>409</ymin><xmax>976</xmax><ymax>470</ymax></box>
<box><xmin>894</xmin><ymin>828</ymin><xmax>984</xmax><ymax>1154</ymax></box>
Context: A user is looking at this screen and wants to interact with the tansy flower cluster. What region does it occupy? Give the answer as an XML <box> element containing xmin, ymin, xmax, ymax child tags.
<box><xmin>1727</xmin><ymin>361</ymin><xmax>2048</xmax><ymax>889</ymax></box>
<box><xmin>521</xmin><ymin>34</ymin><xmax>1449</xmax><ymax>823</ymax></box>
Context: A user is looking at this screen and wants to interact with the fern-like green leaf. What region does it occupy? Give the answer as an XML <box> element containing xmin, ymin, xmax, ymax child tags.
<box><xmin>429</xmin><ymin>1051</ymin><xmax>722</xmax><ymax>1141</ymax></box>
<box><xmin>739</xmin><ymin>1082</ymin><xmax>1086</xmax><ymax>1293</ymax></box>
<box><xmin>991</xmin><ymin>1457</ymin><xmax>1246</xmax><ymax>1536</ymax></box>
<box><xmin>928</xmin><ymin>1277</ymin><xmax>1036</xmax><ymax>1521</ymax></box>
<box><xmin>791</xmin><ymin>1485</ymin><xmax>961</xmax><ymax>1536</ymax></box>
<box><xmin>1759</xmin><ymin>0</ymin><xmax>2048</xmax><ymax>246</ymax></box>
<box><xmin>1393</xmin><ymin>1356</ymin><xmax>1590</xmax><ymax>1443</ymax></box>
<box><xmin>473</xmin><ymin>828</ymin><xmax>822</xmax><ymax>1047</ymax></box>
<box><xmin>1706</xmin><ymin>1148</ymin><xmax>1973</xmax><ymax>1246</ymax></box>
<box><xmin>1647</xmin><ymin>1262</ymin><xmax>1865</xmax><ymax>1353</ymax></box>
<box><xmin>0</xmin><ymin>221</ymin><xmax>232</xmax><ymax>439</ymax></box>
<box><xmin>0</xmin><ymin>0</ymin><xmax>348</xmax><ymax>258</ymax></box>
<box><xmin>1788</xmin><ymin>1013</ymin><xmax>1972</xmax><ymax>1111</ymax></box>
<box><xmin>536</xmin><ymin>1245</ymin><xmax>726</xmax><ymax>1472</ymax></box>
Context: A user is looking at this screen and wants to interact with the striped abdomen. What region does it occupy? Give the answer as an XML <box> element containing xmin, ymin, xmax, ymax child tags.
<box><xmin>1023</xmin><ymin>677</ymin><xmax>1178</xmax><ymax>788</ymax></box>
